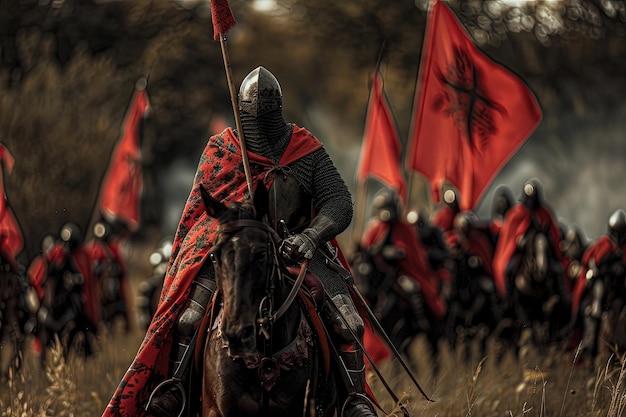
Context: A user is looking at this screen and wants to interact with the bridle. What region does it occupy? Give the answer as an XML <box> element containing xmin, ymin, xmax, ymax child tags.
<box><xmin>210</xmin><ymin>218</ymin><xmax>308</xmax><ymax>340</ymax></box>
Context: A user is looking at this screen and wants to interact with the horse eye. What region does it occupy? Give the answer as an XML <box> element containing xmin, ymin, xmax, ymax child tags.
<box><xmin>255</xmin><ymin>250</ymin><xmax>267</xmax><ymax>264</ymax></box>
<box><xmin>209</xmin><ymin>252</ymin><xmax>218</xmax><ymax>263</ymax></box>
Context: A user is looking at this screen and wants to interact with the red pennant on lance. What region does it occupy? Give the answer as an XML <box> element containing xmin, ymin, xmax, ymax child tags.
<box><xmin>210</xmin><ymin>0</ymin><xmax>236</xmax><ymax>41</ymax></box>
<box><xmin>0</xmin><ymin>144</ymin><xmax>23</xmax><ymax>268</ymax></box>
<box><xmin>99</xmin><ymin>86</ymin><xmax>150</xmax><ymax>231</ymax></box>
<box><xmin>357</xmin><ymin>72</ymin><xmax>406</xmax><ymax>202</ymax></box>
<box><xmin>405</xmin><ymin>1</ymin><xmax>542</xmax><ymax>211</ymax></box>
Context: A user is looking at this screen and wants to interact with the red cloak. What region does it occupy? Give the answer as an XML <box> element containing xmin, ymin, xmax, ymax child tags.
<box><xmin>103</xmin><ymin>126</ymin><xmax>323</xmax><ymax>417</ymax></box>
<box><xmin>492</xmin><ymin>203</ymin><xmax>563</xmax><ymax>297</ymax></box>
<box><xmin>571</xmin><ymin>236</ymin><xmax>626</xmax><ymax>314</ymax></box>
<box><xmin>361</xmin><ymin>218</ymin><xmax>446</xmax><ymax>319</ymax></box>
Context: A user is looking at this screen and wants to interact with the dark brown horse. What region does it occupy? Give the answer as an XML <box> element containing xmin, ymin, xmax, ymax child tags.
<box><xmin>199</xmin><ymin>184</ymin><xmax>337</xmax><ymax>417</ymax></box>
<box><xmin>509</xmin><ymin>223</ymin><xmax>571</xmax><ymax>351</ymax></box>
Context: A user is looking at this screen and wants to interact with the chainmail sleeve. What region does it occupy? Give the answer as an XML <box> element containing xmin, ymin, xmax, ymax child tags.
<box><xmin>288</xmin><ymin>147</ymin><xmax>353</xmax><ymax>237</ymax></box>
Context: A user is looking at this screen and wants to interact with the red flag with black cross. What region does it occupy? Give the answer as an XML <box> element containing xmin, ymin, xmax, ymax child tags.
<box><xmin>99</xmin><ymin>79</ymin><xmax>151</xmax><ymax>232</ymax></box>
<box><xmin>406</xmin><ymin>0</ymin><xmax>542</xmax><ymax>211</ymax></box>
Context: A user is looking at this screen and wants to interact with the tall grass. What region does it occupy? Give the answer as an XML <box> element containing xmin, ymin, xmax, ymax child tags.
<box><xmin>1</xmin><ymin>331</ymin><xmax>626</xmax><ymax>416</ymax></box>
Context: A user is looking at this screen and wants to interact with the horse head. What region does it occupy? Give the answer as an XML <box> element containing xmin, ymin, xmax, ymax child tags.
<box><xmin>517</xmin><ymin>223</ymin><xmax>554</xmax><ymax>293</ymax></box>
<box><xmin>201</xmin><ymin>182</ymin><xmax>282</xmax><ymax>358</ymax></box>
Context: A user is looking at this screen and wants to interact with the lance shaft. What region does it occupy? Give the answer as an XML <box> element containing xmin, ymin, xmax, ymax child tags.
<box><xmin>218</xmin><ymin>33</ymin><xmax>254</xmax><ymax>196</ymax></box>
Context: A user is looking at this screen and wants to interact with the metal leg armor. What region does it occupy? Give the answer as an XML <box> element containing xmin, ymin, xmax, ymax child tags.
<box><xmin>145</xmin><ymin>277</ymin><xmax>215</xmax><ymax>417</ymax></box>
<box><xmin>321</xmin><ymin>294</ymin><xmax>377</xmax><ymax>417</ymax></box>
<box><xmin>338</xmin><ymin>349</ymin><xmax>377</xmax><ymax>417</ymax></box>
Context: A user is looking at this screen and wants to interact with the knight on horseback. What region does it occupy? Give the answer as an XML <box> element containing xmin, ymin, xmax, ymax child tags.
<box><xmin>361</xmin><ymin>189</ymin><xmax>446</xmax><ymax>330</ymax></box>
<box><xmin>492</xmin><ymin>178</ymin><xmax>566</xmax><ymax>300</ymax></box>
<box><xmin>104</xmin><ymin>66</ymin><xmax>377</xmax><ymax>417</ymax></box>
<box><xmin>571</xmin><ymin>208</ymin><xmax>626</xmax><ymax>364</ymax></box>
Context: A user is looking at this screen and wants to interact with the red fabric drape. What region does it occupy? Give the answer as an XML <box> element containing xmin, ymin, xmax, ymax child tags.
<box><xmin>210</xmin><ymin>0</ymin><xmax>236</xmax><ymax>40</ymax></box>
<box><xmin>45</xmin><ymin>243</ymin><xmax>101</xmax><ymax>326</ymax></box>
<box><xmin>0</xmin><ymin>144</ymin><xmax>22</xmax><ymax>271</ymax></box>
<box><xmin>356</xmin><ymin>72</ymin><xmax>406</xmax><ymax>201</ymax></box>
<box><xmin>361</xmin><ymin>219</ymin><xmax>445</xmax><ymax>319</ymax></box>
<box><xmin>99</xmin><ymin>88</ymin><xmax>150</xmax><ymax>231</ymax></box>
<box><xmin>571</xmin><ymin>236</ymin><xmax>626</xmax><ymax>314</ymax></box>
<box><xmin>492</xmin><ymin>203</ymin><xmax>563</xmax><ymax>297</ymax></box>
<box><xmin>86</xmin><ymin>237</ymin><xmax>130</xmax><ymax>324</ymax></box>
<box><xmin>103</xmin><ymin>126</ymin><xmax>323</xmax><ymax>417</ymax></box>
<box><xmin>405</xmin><ymin>1</ymin><xmax>542</xmax><ymax>210</ymax></box>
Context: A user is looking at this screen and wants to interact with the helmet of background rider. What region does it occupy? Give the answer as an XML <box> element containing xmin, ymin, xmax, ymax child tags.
<box><xmin>372</xmin><ymin>189</ymin><xmax>402</xmax><ymax>223</ymax></box>
<box><xmin>59</xmin><ymin>222</ymin><xmax>82</xmax><ymax>250</ymax></box>
<box><xmin>608</xmin><ymin>209</ymin><xmax>626</xmax><ymax>246</ymax></box>
<box><xmin>442</xmin><ymin>188</ymin><xmax>460</xmax><ymax>213</ymax></box>
<box><xmin>560</xmin><ymin>223</ymin><xmax>587</xmax><ymax>259</ymax></box>
<box><xmin>406</xmin><ymin>208</ymin><xmax>430</xmax><ymax>231</ymax></box>
<box><xmin>93</xmin><ymin>220</ymin><xmax>113</xmax><ymax>242</ymax></box>
<box><xmin>491</xmin><ymin>184</ymin><xmax>514</xmax><ymax>219</ymax></box>
<box><xmin>520</xmin><ymin>178</ymin><xmax>543</xmax><ymax>210</ymax></box>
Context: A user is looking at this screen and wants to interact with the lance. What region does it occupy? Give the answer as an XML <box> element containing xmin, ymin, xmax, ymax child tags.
<box><xmin>210</xmin><ymin>0</ymin><xmax>254</xmax><ymax>196</ymax></box>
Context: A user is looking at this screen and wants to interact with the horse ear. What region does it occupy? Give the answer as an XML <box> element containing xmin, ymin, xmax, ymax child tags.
<box><xmin>201</xmin><ymin>185</ymin><xmax>227</xmax><ymax>219</ymax></box>
<box><xmin>252</xmin><ymin>180</ymin><xmax>269</xmax><ymax>221</ymax></box>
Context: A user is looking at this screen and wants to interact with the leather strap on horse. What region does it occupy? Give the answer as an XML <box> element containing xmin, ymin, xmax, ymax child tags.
<box><xmin>269</xmin><ymin>259</ymin><xmax>308</xmax><ymax>323</ymax></box>
<box><xmin>194</xmin><ymin>287</ymin><xmax>221</xmax><ymax>373</ymax></box>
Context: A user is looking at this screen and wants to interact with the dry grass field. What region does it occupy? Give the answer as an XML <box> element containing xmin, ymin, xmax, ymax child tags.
<box><xmin>1</xmin><ymin>238</ymin><xmax>624</xmax><ymax>417</ymax></box>
<box><xmin>2</xmin><ymin>331</ymin><xmax>625</xmax><ymax>417</ymax></box>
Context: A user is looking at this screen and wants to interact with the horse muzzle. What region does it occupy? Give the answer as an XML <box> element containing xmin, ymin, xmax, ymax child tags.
<box><xmin>222</xmin><ymin>321</ymin><xmax>257</xmax><ymax>357</ymax></box>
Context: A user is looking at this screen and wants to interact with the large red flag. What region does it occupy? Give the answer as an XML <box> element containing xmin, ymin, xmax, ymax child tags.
<box><xmin>406</xmin><ymin>1</ymin><xmax>542</xmax><ymax>211</ymax></box>
<box><xmin>0</xmin><ymin>144</ymin><xmax>23</xmax><ymax>271</ymax></box>
<box><xmin>99</xmin><ymin>83</ymin><xmax>150</xmax><ymax>231</ymax></box>
<box><xmin>357</xmin><ymin>72</ymin><xmax>406</xmax><ymax>201</ymax></box>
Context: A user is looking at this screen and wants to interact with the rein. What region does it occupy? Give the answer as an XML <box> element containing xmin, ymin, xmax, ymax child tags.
<box><xmin>213</xmin><ymin>218</ymin><xmax>307</xmax><ymax>334</ymax></box>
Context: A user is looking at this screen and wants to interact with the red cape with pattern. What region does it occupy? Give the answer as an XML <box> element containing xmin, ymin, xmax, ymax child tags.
<box><xmin>492</xmin><ymin>203</ymin><xmax>563</xmax><ymax>297</ymax></box>
<box><xmin>103</xmin><ymin>126</ymin><xmax>323</xmax><ymax>417</ymax></box>
<box><xmin>361</xmin><ymin>218</ymin><xmax>446</xmax><ymax>319</ymax></box>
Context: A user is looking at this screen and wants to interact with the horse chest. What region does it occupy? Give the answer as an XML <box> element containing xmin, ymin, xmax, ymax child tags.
<box><xmin>212</xmin><ymin>307</ymin><xmax>314</xmax><ymax>390</ymax></box>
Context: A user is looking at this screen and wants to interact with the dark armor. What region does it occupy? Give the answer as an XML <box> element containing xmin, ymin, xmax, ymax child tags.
<box><xmin>491</xmin><ymin>184</ymin><xmax>514</xmax><ymax>219</ymax></box>
<box><xmin>608</xmin><ymin>209</ymin><xmax>626</xmax><ymax>246</ymax></box>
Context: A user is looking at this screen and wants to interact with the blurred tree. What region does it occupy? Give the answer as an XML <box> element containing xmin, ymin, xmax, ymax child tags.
<box><xmin>1</xmin><ymin>0</ymin><xmax>625</xmax><ymax>260</ymax></box>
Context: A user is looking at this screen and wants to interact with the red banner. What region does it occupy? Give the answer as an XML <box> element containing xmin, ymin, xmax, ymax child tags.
<box><xmin>356</xmin><ymin>72</ymin><xmax>406</xmax><ymax>201</ymax></box>
<box><xmin>99</xmin><ymin>86</ymin><xmax>150</xmax><ymax>231</ymax></box>
<box><xmin>406</xmin><ymin>1</ymin><xmax>542</xmax><ymax>210</ymax></box>
<box><xmin>210</xmin><ymin>0</ymin><xmax>236</xmax><ymax>40</ymax></box>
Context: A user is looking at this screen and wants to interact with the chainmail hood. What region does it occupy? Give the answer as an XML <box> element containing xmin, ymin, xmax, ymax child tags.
<box><xmin>238</xmin><ymin>66</ymin><xmax>290</xmax><ymax>162</ymax></box>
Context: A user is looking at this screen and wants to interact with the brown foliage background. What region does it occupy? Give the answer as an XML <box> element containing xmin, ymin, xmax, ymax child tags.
<box><xmin>1</xmin><ymin>0</ymin><xmax>626</xmax><ymax>261</ymax></box>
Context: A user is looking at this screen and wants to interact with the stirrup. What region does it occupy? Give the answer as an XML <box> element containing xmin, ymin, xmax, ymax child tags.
<box><xmin>145</xmin><ymin>377</ymin><xmax>186</xmax><ymax>417</ymax></box>
<box><xmin>340</xmin><ymin>392</ymin><xmax>378</xmax><ymax>417</ymax></box>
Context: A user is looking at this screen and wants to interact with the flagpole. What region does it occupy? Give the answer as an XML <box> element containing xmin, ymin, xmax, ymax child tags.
<box><xmin>405</xmin><ymin>0</ymin><xmax>435</xmax><ymax>214</ymax></box>
<box><xmin>351</xmin><ymin>180</ymin><xmax>368</xmax><ymax>247</ymax></box>
<box><xmin>352</xmin><ymin>43</ymin><xmax>387</xmax><ymax>247</ymax></box>
<box><xmin>87</xmin><ymin>78</ymin><xmax>148</xmax><ymax>243</ymax></box>
<box><xmin>217</xmin><ymin>34</ymin><xmax>254</xmax><ymax>196</ymax></box>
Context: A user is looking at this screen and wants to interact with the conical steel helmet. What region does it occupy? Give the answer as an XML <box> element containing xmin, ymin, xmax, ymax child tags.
<box><xmin>238</xmin><ymin>66</ymin><xmax>282</xmax><ymax>117</ymax></box>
